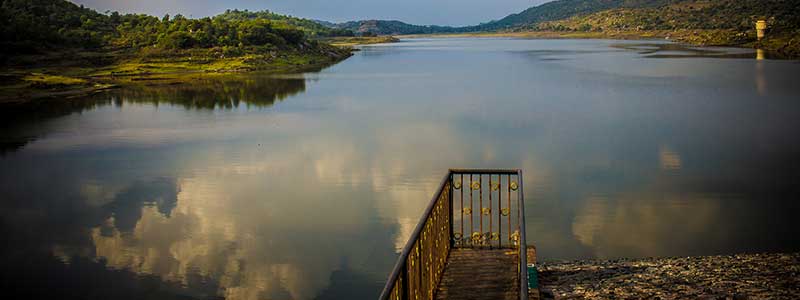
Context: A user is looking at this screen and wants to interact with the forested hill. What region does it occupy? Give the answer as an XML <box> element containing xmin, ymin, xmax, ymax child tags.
<box><xmin>320</xmin><ymin>0</ymin><xmax>799</xmax><ymax>38</ymax></box>
<box><xmin>475</xmin><ymin>0</ymin><xmax>800</xmax><ymax>33</ymax></box>
<box><xmin>528</xmin><ymin>0</ymin><xmax>800</xmax><ymax>33</ymax></box>
<box><xmin>0</xmin><ymin>0</ymin><xmax>354</xmax><ymax>55</ymax></box>
<box><xmin>467</xmin><ymin>0</ymin><xmax>677</xmax><ymax>31</ymax></box>
<box><xmin>215</xmin><ymin>10</ymin><xmax>354</xmax><ymax>37</ymax></box>
<box><xmin>314</xmin><ymin>1</ymin><xmax>682</xmax><ymax>35</ymax></box>
<box><xmin>325</xmin><ymin>20</ymin><xmax>460</xmax><ymax>35</ymax></box>
<box><xmin>0</xmin><ymin>0</ymin><xmax>357</xmax><ymax>102</ymax></box>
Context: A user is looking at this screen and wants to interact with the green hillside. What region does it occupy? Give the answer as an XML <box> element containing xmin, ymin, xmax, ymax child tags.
<box><xmin>0</xmin><ymin>0</ymin><xmax>355</xmax><ymax>55</ymax></box>
<box><xmin>0</xmin><ymin>0</ymin><xmax>353</xmax><ymax>102</ymax></box>
<box><xmin>510</xmin><ymin>0</ymin><xmax>800</xmax><ymax>54</ymax></box>
<box><xmin>215</xmin><ymin>9</ymin><xmax>355</xmax><ymax>37</ymax></box>
<box><xmin>329</xmin><ymin>20</ymin><xmax>459</xmax><ymax>35</ymax></box>
<box><xmin>524</xmin><ymin>0</ymin><xmax>800</xmax><ymax>32</ymax></box>
<box><xmin>470</xmin><ymin>0</ymin><xmax>676</xmax><ymax>31</ymax></box>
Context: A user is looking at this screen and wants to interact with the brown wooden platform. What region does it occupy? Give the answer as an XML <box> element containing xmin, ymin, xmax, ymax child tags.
<box><xmin>434</xmin><ymin>247</ymin><xmax>539</xmax><ymax>300</ymax></box>
<box><xmin>435</xmin><ymin>249</ymin><xmax>519</xmax><ymax>300</ymax></box>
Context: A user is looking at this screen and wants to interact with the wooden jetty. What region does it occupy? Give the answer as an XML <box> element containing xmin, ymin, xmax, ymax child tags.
<box><xmin>379</xmin><ymin>169</ymin><xmax>538</xmax><ymax>300</ymax></box>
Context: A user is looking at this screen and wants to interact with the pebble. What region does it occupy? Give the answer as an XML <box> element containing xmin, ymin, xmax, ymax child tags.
<box><xmin>536</xmin><ymin>252</ymin><xmax>800</xmax><ymax>299</ymax></box>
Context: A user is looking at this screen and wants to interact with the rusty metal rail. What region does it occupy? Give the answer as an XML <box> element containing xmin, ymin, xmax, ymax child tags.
<box><xmin>379</xmin><ymin>169</ymin><xmax>528</xmax><ymax>300</ymax></box>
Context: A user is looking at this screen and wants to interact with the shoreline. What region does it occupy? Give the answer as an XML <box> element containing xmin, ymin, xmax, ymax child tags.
<box><xmin>398</xmin><ymin>30</ymin><xmax>800</xmax><ymax>58</ymax></box>
<box><xmin>537</xmin><ymin>252</ymin><xmax>800</xmax><ymax>299</ymax></box>
<box><xmin>0</xmin><ymin>36</ymin><xmax>409</xmax><ymax>105</ymax></box>
<box><xmin>0</xmin><ymin>46</ymin><xmax>353</xmax><ymax>105</ymax></box>
<box><xmin>319</xmin><ymin>35</ymin><xmax>400</xmax><ymax>47</ymax></box>
<box><xmin>3</xmin><ymin>30</ymin><xmax>795</xmax><ymax>106</ymax></box>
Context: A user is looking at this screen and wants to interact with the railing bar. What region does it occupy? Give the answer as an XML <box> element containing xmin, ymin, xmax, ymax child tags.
<box><xmin>378</xmin><ymin>172</ymin><xmax>451</xmax><ymax>300</ymax></box>
<box><xmin>507</xmin><ymin>174</ymin><xmax>511</xmax><ymax>246</ymax></box>
<box><xmin>498</xmin><ymin>175</ymin><xmax>502</xmax><ymax>248</ymax></box>
<box><xmin>516</xmin><ymin>175</ymin><xmax>519</xmax><ymax>241</ymax></box>
<box><xmin>450</xmin><ymin>168</ymin><xmax>518</xmax><ymax>174</ymax></box>
<box><xmin>417</xmin><ymin>241</ymin><xmax>422</xmax><ymax>300</ymax></box>
<box><xmin>479</xmin><ymin>174</ymin><xmax>483</xmax><ymax>247</ymax></box>
<box><xmin>449</xmin><ymin>174</ymin><xmax>454</xmax><ymax>248</ymax></box>
<box><xmin>460</xmin><ymin>174</ymin><xmax>463</xmax><ymax>245</ymax></box>
<box><xmin>518</xmin><ymin>169</ymin><xmax>528</xmax><ymax>300</ymax></box>
<box><xmin>469</xmin><ymin>174</ymin><xmax>473</xmax><ymax>247</ymax></box>
<box><xmin>489</xmin><ymin>175</ymin><xmax>493</xmax><ymax>248</ymax></box>
<box><xmin>401</xmin><ymin>261</ymin><xmax>407</xmax><ymax>300</ymax></box>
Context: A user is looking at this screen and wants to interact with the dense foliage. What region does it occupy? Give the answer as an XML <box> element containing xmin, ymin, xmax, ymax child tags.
<box><xmin>471</xmin><ymin>0</ymin><xmax>800</xmax><ymax>34</ymax></box>
<box><xmin>525</xmin><ymin>0</ymin><xmax>800</xmax><ymax>33</ymax></box>
<box><xmin>0</xmin><ymin>0</ymin><xmax>117</xmax><ymax>52</ymax></box>
<box><xmin>467</xmin><ymin>0</ymin><xmax>676</xmax><ymax>31</ymax></box>
<box><xmin>328</xmin><ymin>20</ymin><xmax>460</xmax><ymax>35</ymax></box>
<box><xmin>216</xmin><ymin>10</ymin><xmax>354</xmax><ymax>37</ymax></box>
<box><xmin>0</xmin><ymin>0</ymin><xmax>354</xmax><ymax>55</ymax></box>
<box><xmin>317</xmin><ymin>0</ymin><xmax>799</xmax><ymax>37</ymax></box>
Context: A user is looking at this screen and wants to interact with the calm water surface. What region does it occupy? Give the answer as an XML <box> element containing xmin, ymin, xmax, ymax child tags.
<box><xmin>2</xmin><ymin>38</ymin><xmax>800</xmax><ymax>299</ymax></box>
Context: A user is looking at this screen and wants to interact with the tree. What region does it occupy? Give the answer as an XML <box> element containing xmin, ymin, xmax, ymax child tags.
<box><xmin>160</xmin><ymin>31</ymin><xmax>195</xmax><ymax>49</ymax></box>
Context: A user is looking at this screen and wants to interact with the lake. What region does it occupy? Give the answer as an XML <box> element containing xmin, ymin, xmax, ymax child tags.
<box><xmin>1</xmin><ymin>38</ymin><xmax>799</xmax><ymax>300</ymax></box>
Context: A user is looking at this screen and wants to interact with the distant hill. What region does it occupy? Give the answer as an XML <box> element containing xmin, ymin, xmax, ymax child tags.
<box><xmin>317</xmin><ymin>1</ymin><xmax>680</xmax><ymax>35</ymax></box>
<box><xmin>216</xmin><ymin>10</ymin><xmax>355</xmax><ymax>37</ymax></box>
<box><xmin>0</xmin><ymin>0</ymin><xmax>353</xmax><ymax>55</ymax></box>
<box><xmin>321</xmin><ymin>0</ymin><xmax>799</xmax><ymax>38</ymax></box>
<box><xmin>525</xmin><ymin>0</ymin><xmax>800</xmax><ymax>33</ymax></box>
<box><xmin>468</xmin><ymin>0</ymin><xmax>677</xmax><ymax>31</ymax></box>
<box><xmin>318</xmin><ymin>20</ymin><xmax>460</xmax><ymax>35</ymax></box>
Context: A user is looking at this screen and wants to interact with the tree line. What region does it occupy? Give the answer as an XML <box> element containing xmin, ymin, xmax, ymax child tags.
<box><xmin>0</xmin><ymin>0</ymin><xmax>355</xmax><ymax>55</ymax></box>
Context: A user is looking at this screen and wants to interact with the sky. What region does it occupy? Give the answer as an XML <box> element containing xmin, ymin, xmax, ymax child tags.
<box><xmin>71</xmin><ymin>0</ymin><xmax>552</xmax><ymax>26</ymax></box>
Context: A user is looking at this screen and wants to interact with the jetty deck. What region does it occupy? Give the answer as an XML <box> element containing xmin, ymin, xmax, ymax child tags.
<box><xmin>379</xmin><ymin>169</ymin><xmax>537</xmax><ymax>300</ymax></box>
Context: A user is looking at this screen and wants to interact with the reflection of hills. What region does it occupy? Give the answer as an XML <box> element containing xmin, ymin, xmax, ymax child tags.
<box><xmin>0</xmin><ymin>100</ymin><xmax>108</xmax><ymax>155</ymax></box>
<box><xmin>0</xmin><ymin>75</ymin><xmax>308</xmax><ymax>155</ymax></box>
<box><xmin>109</xmin><ymin>75</ymin><xmax>307</xmax><ymax>109</ymax></box>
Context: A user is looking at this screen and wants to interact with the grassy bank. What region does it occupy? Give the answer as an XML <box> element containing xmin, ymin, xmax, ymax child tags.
<box><xmin>0</xmin><ymin>44</ymin><xmax>351</xmax><ymax>104</ymax></box>
<box><xmin>319</xmin><ymin>36</ymin><xmax>400</xmax><ymax>47</ymax></box>
<box><xmin>0</xmin><ymin>0</ymin><xmax>361</xmax><ymax>104</ymax></box>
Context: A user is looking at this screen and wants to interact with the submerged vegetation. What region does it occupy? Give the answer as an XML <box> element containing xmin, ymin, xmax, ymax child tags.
<box><xmin>0</xmin><ymin>0</ymin><xmax>354</xmax><ymax>103</ymax></box>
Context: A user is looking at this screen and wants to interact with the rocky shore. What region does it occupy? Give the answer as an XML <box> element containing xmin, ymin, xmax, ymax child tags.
<box><xmin>536</xmin><ymin>252</ymin><xmax>800</xmax><ymax>299</ymax></box>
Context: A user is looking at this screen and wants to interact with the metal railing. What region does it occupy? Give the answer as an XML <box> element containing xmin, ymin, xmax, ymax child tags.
<box><xmin>379</xmin><ymin>169</ymin><xmax>528</xmax><ymax>300</ymax></box>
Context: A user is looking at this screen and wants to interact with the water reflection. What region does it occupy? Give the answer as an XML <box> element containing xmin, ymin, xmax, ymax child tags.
<box><xmin>108</xmin><ymin>74</ymin><xmax>307</xmax><ymax>109</ymax></box>
<box><xmin>611</xmin><ymin>42</ymin><xmax>791</xmax><ymax>60</ymax></box>
<box><xmin>1</xmin><ymin>38</ymin><xmax>800</xmax><ymax>299</ymax></box>
<box><xmin>0</xmin><ymin>74</ymin><xmax>308</xmax><ymax>155</ymax></box>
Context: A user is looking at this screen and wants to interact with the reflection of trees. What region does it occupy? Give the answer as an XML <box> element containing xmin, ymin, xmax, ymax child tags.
<box><xmin>0</xmin><ymin>75</ymin><xmax>307</xmax><ymax>155</ymax></box>
<box><xmin>0</xmin><ymin>100</ymin><xmax>108</xmax><ymax>155</ymax></box>
<box><xmin>108</xmin><ymin>75</ymin><xmax>307</xmax><ymax>110</ymax></box>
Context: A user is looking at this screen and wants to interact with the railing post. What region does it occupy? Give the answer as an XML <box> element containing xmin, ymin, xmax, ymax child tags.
<box><xmin>448</xmin><ymin>172</ymin><xmax>454</xmax><ymax>247</ymax></box>
<box><xmin>517</xmin><ymin>169</ymin><xmax>528</xmax><ymax>300</ymax></box>
<box><xmin>401</xmin><ymin>260</ymin><xmax>408</xmax><ymax>300</ymax></box>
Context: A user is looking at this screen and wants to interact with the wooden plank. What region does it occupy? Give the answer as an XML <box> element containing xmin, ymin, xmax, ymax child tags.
<box><xmin>434</xmin><ymin>248</ymin><xmax>519</xmax><ymax>300</ymax></box>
